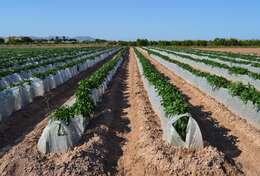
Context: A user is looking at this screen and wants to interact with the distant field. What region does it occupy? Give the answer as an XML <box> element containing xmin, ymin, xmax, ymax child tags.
<box><xmin>199</xmin><ymin>47</ymin><xmax>260</xmax><ymax>56</ymax></box>
<box><xmin>0</xmin><ymin>43</ymin><xmax>108</xmax><ymax>48</ymax></box>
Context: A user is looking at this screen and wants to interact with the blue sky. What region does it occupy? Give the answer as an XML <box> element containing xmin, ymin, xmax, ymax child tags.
<box><xmin>0</xmin><ymin>0</ymin><xmax>259</xmax><ymax>40</ymax></box>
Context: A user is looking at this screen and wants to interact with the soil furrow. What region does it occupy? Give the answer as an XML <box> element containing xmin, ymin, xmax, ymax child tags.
<box><xmin>116</xmin><ymin>48</ymin><xmax>241</xmax><ymax>175</ymax></box>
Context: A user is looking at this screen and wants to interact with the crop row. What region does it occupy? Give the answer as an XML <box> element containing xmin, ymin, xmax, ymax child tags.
<box><xmin>189</xmin><ymin>49</ymin><xmax>260</xmax><ymax>67</ymax></box>
<box><xmin>146</xmin><ymin>49</ymin><xmax>260</xmax><ymax>110</ymax></box>
<box><xmin>198</xmin><ymin>49</ymin><xmax>260</xmax><ymax>63</ymax></box>
<box><xmin>51</xmin><ymin>48</ymin><xmax>127</xmax><ymax>124</ymax></box>
<box><xmin>160</xmin><ymin>47</ymin><xmax>260</xmax><ymax>70</ymax></box>
<box><xmin>165</xmin><ymin>46</ymin><xmax>260</xmax><ymax>63</ymax></box>
<box><xmin>0</xmin><ymin>48</ymin><xmax>95</xmax><ymax>71</ymax></box>
<box><xmin>146</xmin><ymin>48</ymin><xmax>260</xmax><ymax>129</ymax></box>
<box><xmin>0</xmin><ymin>47</ymin><xmax>103</xmax><ymax>67</ymax></box>
<box><xmin>135</xmin><ymin>48</ymin><xmax>190</xmax><ymax>141</ymax></box>
<box><xmin>0</xmin><ymin>48</ymin><xmax>113</xmax><ymax>90</ymax></box>
<box><xmin>153</xmin><ymin>48</ymin><xmax>260</xmax><ymax>80</ymax></box>
<box><xmin>134</xmin><ymin>48</ymin><xmax>203</xmax><ymax>149</ymax></box>
<box><xmin>148</xmin><ymin>48</ymin><xmax>260</xmax><ymax>91</ymax></box>
<box><xmin>37</xmin><ymin>48</ymin><xmax>127</xmax><ymax>153</ymax></box>
<box><xmin>0</xmin><ymin>48</ymin><xmax>118</xmax><ymax>122</ymax></box>
<box><xmin>0</xmin><ymin>48</ymin><xmax>106</xmax><ymax>78</ymax></box>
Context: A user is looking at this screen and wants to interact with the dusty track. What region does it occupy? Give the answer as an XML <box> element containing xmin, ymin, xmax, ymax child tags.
<box><xmin>139</xmin><ymin>48</ymin><xmax>260</xmax><ymax>176</ymax></box>
<box><xmin>0</xmin><ymin>48</ymin><xmax>242</xmax><ymax>176</ymax></box>
<box><xmin>0</xmin><ymin>52</ymin><xmax>117</xmax><ymax>153</ymax></box>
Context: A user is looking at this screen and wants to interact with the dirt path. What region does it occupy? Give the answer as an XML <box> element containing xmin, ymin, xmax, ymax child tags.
<box><xmin>0</xmin><ymin>53</ymin><xmax>117</xmax><ymax>155</ymax></box>
<box><xmin>139</xmin><ymin>48</ymin><xmax>260</xmax><ymax>176</ymax></box>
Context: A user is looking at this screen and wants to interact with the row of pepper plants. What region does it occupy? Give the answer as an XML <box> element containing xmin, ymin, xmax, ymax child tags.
<box><xmin>32</xmin><ymin>48</ymin><xmax>114</xmax><ymax>79</ymax></box>
<box><xmin>195</xmin><ymin>48</ymin><xmax>260</xmax><ymax>63</ymax></box>
<box><xmin>0</xmin><ymin>47</ymin><xmax>104</xmax><ymax>68</ymax></box>
<box><xmin>146</xmin><ymin>49</ymin><xmax>260</xmax><ymax>110</ymax></box>
<box><xmin>165</xmin><ymin>46</ymin><xmax>260</xmax><ymax>63</ymax></box>
<box><xmin>0</xmin><ymin>48</ymin><xmax>115</xmax><ymax>92</ymax></box>
<box><xmin>0</xmin><ymin>47</ymin><xmax>107</xmax><ymax>78</ymax></box>
<box><xmin>51</xmin><ymin>48</ymin><xmax>127</xmax><ymax>125</ymax></box>
<box><xmin>152</xmin><ymin>48</ymin><xmax>260</xmax><ymax>80</ymax></box>
<box><xmin>135</xmin><ymin>48</ymin><xmax>189</xmax><ymax>141</ymax></box>
<box><xmin>162</xmin><ymin>47</ymin><xmax>260</xmax><ymax>68</ymax></box>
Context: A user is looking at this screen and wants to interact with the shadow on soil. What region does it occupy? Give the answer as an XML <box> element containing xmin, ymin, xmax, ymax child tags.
<box><xmin>81</xmin><ymin>56</ymin><xmax>131</xmax><ymax>175</ymax></box>
<box><xmin>164</xmin><ymin>75</ymin><xmax>243</xmax><ymax>172</ymax></box>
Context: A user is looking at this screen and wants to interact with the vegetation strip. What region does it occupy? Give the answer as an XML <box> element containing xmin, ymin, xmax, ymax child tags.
<box><xmin>161</xmin><ymin>47</ymin><xmax>260</xmax><ymax>67</ymax></box>
<box><xmin>0</xmin><ymin>47</ymin><xmax>105</xmax><ymax>68</ymax></box>
<box><xmin>135</xmin><ymin>48</ymin><xmax>189</xmax><ymax>141</ymax></box>
<box><xmin>195</xmin><ymin>48</ymin><xmax>260</xmax><ymax>63</ymax></box>
<box><xmin>51</xmin><ymin>48</ymin><xmax>127</xmax><ymax>124</ymax></box>
<box><xmin>32</xmin><ymin>49</ymin><xmax>113</xmax><ymax>79</ymax></box>
<box><xmin>189</xmin><ymin>50</ymin><xmax>260</xmax><ymax>67</ymax></box>
<box><xmin>0</xmin><ymin>49</ymin><xmax>114</xmax><ymax>92</ymax></box>
<box><xmin>152</xmin><ymin>48</ymin><xmax>260</xmax><ymax>80</ymax></box>
<box><xmin>0</xmin><ymin>48</ymin><xmax>108</xmax><ymax>78</ymax></box>
<box><xmin>145</xmin><ymin>49</ymin><xmax>260</xmax><ymax>110</ymax></box>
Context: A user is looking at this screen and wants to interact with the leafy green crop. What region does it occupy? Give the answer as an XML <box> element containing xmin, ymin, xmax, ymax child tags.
<box><xmin>0</xmin><ymin>79</ymin><xmax>32</xmax><ymax>92</ymax></box>
<box><xmin>146</xmin><ymin>48</ymin><xmax>260</xmax><ymax>110</ymax></box>
<box><xmin>155</xmin><ymin>48</ymin><xmax>260</xmax><ymax>80</ymax></box>
<box><xmin>135</xmin><ymin>48</ymin><xmax>189</xmax><ymax>141</ymax></box>
<box><xmin>32</xmin><ymin>49</ymin><xmax>113</xmax><ymax>79</ymax></box>
<box><xmin>51</xmin><ymin>105</ymin><xmax>76</xmax><ymax>125</ymax></box>
<box><xmin>50</xmin><ymin>48</ymin><xmax>127</xmax><ymax>124</ymax></box>
<box><xmin>163</xmin><ymin>47</ymin><xmax>260</xmax><ymax>67</ymax></box>
<box><xmin>0</xmin><ymin>47</ymin><xmax>105</xmax><ymax>78</ymax></box>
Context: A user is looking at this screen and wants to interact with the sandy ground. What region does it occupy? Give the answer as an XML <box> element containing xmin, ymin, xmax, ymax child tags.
<box><xmin>0</xmin><ymin>48</ymin><xmax>243</xmax><ymax>176</ymax></box>
<box><xmin>139</xmin><ymin>48</ymin><xmax>260</xmax><ymax>176</ymax></box>
<box><xmin>199</xmin><ymin>48</ymin><xmax>260</xmax><ymax>56</ymax></box>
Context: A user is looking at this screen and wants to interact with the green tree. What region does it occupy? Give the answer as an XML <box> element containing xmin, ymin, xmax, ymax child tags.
<box><xmin>136</xmin><ymin>39</ymin><xmax>149</xmax><ymax>46</ymax></box>
<box><xmin>0</xmin><ymin>38</ymin><xmax>4</xmax><ymax>44</ymax></box>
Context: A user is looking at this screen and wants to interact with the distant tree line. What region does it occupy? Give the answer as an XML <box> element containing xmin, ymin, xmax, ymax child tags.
<box><xmin>0</xmin><ymin>38</ymin><xmax>4</xmax><ymax>44</ymax></box>
<box><xmin>125</xmin><ymin>38</ymin><xmax>260</xmax><ymax>47</ymax></box>
<box><xmin>1</xmin><ymin>37</ymin><xmax>260</xmax><ymax>47</ymax></box>
<box><xmin>0</xmin><ymin>36</ymin><xmax>100</xmax><ymax>45</ymax></box>
<box><xmin>0</xmin><ymin>36</ymin><xmax>79</xmax><ymax>45</ymax></box>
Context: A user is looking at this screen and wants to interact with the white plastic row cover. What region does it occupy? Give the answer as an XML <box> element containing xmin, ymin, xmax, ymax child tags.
<box><xmin>0</xmin><ymin>49</ymin><xmax>118</xmax><ymax>122</ymax></box>
<box><xmin>135</xmin><ymin>52</ymin><xmax>203</xmax><ymax>149</ymax></box>
<box><xmin>150</xmin><ymin>52</ymin><xmax>260</xmax><ymax>130</ymax></box>
<box><xmin>37</xmin><ymin>57</ymin><xmax>123</xmax><ymax>154</ymax></box>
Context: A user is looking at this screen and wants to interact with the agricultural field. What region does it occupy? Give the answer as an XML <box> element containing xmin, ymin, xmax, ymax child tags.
<box><xmin>199</xmin><ymin>47</ymin><xmax>260</xmax><ymax>56</ymax></box>
<box><xmin>1</xmin><ymin>45</ymin><xmax>260</xmax><ymax>176</ymax></box>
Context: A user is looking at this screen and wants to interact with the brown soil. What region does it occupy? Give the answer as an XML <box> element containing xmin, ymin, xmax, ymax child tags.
<box><xmin>139</xmin><ymin>48</ymin><xmax>260</xmax><ymax>176</ymax></box>
<box><xmin>0</xmin><ymin>48</ymin><xmax>243</xmax><ymax>176</ymax></box>
<box><xmin>115</xmin><ymin>48</ymin><xmax>242</xmax><ymax>176</ymax></box>
<box><xmin>199</xmin><ymin>48</ymin><xmax>260</xmax><ymax>56</ymax></box>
